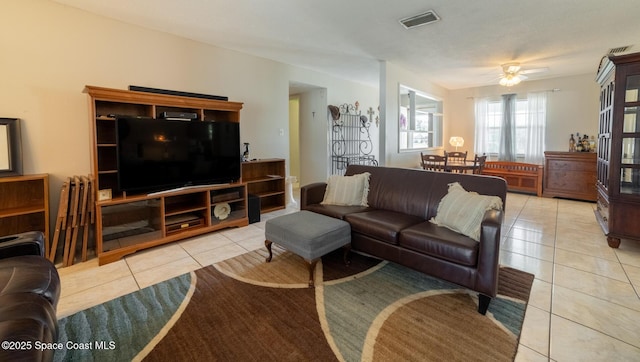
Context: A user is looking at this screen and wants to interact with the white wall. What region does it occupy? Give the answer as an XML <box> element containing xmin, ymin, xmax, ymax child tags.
<box><xmin>380</xmin><ymin>61</ymin><xmax>450</xmax><ymax>169</ymax></box>
<box><xmin>448</xmin><ymin>74</ymin><xmax>600</xmax><ymax>155</ymax></box>
<box><xmin>298</xmin><ymin>88</ymin><xmax>328</xmax><ymax>186</ymax></box>
<box><xmin>0</xmin><ymin>0</ymin><xmax>378</xmax><ymax>232</ymax></box>
<box><xmin>288</xmin><ymin>96</ymin><xmax>300</xmax><ymax>187</ymax></box>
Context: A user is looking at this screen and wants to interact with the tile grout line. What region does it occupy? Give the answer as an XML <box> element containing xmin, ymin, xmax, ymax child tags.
<box><xmin>547</xmin><ymin>196</ymin><xmax>559</xmax><ymax>360</ymax></box>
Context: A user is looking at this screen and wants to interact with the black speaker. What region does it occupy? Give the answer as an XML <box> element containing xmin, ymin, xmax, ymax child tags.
<box><xmin>247</xmin><ymin>194</ymin><xmax>261</xmax><ymax>224</ymax></box>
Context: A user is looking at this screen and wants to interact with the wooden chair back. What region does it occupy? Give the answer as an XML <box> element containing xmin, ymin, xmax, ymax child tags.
<box><xmin>445</xmin><ymin>151</ymin><xmax>468</xmax><ymax>163</ymax></box>
<box><xmin>420</xmin><ymin>153</ymin><xmax>448</xmax><ymax>171</ymax></box>
<box><xmin>473</xmin><ymin>154</ymin><xmax>487</xmax><ymax>174</ymax></box>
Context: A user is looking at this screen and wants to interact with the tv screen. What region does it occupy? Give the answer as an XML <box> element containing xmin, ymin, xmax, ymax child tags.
<box><xmin>116</xmin><ymin>117</ymin><xmax>241</xmax><ymax>194</ymax></box>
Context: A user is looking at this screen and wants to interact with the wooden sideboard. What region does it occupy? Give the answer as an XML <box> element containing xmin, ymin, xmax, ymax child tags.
<box><xmin>543</xmin><ymin>151</ymin><xmax>597</xmax><ymax>201</ymax></box>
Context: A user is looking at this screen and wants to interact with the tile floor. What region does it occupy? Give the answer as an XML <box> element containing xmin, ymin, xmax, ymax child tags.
<box><xmin>56</xmin><ymin>192</ymin><xmax>640</xmax><ymax>361</ymax></box>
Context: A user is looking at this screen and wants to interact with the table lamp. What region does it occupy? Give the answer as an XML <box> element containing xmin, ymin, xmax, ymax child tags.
<box><xmin>449</xmin><ymin>136</ymin><xmax>464</xmax><ymax>151</ymax></box>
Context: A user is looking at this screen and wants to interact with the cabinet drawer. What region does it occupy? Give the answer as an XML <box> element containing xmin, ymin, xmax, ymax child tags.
<box><xmin>596</xmin><ymin>196</ymin><xmax>610</xmax><ymax>223</ymax></box>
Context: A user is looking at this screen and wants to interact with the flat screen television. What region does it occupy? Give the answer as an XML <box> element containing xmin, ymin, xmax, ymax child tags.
<box><xmin>116</xmin><ymin>117</ymin><xmax>241</xmax><ymax>194</ymax></box>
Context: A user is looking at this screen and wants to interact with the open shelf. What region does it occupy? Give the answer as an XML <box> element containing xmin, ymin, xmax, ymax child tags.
<box><xmin>0</xmin><ymin>174</ymin><xmax>49</xmax><ymax>246</ymax></box>
<box><xmin>241</xmin><ymin>159</ymin><xmax>286</xmax><ymax>214</ymax></box>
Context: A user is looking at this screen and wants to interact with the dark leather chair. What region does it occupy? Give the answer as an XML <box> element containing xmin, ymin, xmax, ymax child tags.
<box><xmin>0</xmin><ymin>231</ymin><xmax>61</xmax><ymax>362</ymax></box>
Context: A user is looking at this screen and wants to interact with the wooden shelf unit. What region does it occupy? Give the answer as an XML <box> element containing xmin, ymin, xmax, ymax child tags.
<box><xmin>86</xmin><ymin>86</ymin><xmax>247</xmax><ymax>264</ymax></box>
<box><xmin>0</xmin><ymin>174</ymin><xmax>50</xmax><ymax>248</ymax></box>
<box><xmin>97</xmin><ymin>183</ymin><xmax>248</xmax><ymax>265</ymax></box>
<box><xmin>241</xmin><ymin>159</ymin><xmax>286</xmax><ymax>213</ymax></box>
<box><xmin>543</xmin><ymin>151</ymin><xmax>597</xmax><ymax>201</ymax></box>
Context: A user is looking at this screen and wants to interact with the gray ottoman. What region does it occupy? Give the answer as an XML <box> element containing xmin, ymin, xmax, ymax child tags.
<box><xmin>265</xmin><ymin>211</ymin><xmax>351</xmax><ymax>287</ymax></box>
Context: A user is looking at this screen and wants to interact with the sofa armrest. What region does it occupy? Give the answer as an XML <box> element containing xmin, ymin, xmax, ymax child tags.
<box><xmin>0</xmin><ymin>231</ymin><xmax>45</xmax><ymax>259</ymax></box>
<box><xmin>475</xmin><ymin>209</ymin><xmax>503</xmax><ymax>297</ymax></box>
<box><xmin>300</xmin><ymin>182</ymin><xmax>327</xmax><ymax>210</ymax></box>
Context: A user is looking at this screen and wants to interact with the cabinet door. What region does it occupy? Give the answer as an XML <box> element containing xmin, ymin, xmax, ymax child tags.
<box><xmin>99</xmin><ymin>199</ymin><xmax>162</xmax><ymax>252</ymax></box>
<box><xmin>620</xmin><ymin>75</ymin><xmax>640</xmax><ymax>195</ymax></box>
<box><xmin>597</xmin><ymin>75</ymin><xmax>614</xmax><ymax>192</ymax></box>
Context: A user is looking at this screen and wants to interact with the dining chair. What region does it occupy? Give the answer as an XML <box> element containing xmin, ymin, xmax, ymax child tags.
<box><xmin>445</xmin><ymin>151</ymin><xmax>468</xmax><ymax>163</ymax></box>
<box><xmin>472</xmin><ymin>154</ymin><xmax>487</xmax><ymax>174</ymax></box>
<box><xmin>420</xmin><ymin>153</ymin><xmax>448</xmax><ymax>171</ymax></box>
<box><xmin>444</xmin><ymin>151</ymin><xmax>468</xmax><ymax>173</ymax></box>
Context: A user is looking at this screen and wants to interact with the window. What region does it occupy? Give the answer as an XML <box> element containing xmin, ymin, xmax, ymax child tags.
<box><xmin>480</xmin><ymin>99</ymin><xmax>529</xmax><ymax>155</ymax></box>
<box><xmin>474</xmin><ymin>92</ymin><xmax>546</xmax><ymax>164</ymax></box>
<box><xmin>399</xmin><ymin>85</ymin><xmax>443</xmax><ymax>151</ymax></box>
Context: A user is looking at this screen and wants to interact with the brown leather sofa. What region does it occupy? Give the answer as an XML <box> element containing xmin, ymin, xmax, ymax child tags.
<box><xmin>301</xmin><ymin>165</ymin><xmax>507</xmax><ymax>314</ymax></box>
<box><xmin>0</xmin><ymin>231</ymin><xmax>61</xmax><ymax>362</ymax></box>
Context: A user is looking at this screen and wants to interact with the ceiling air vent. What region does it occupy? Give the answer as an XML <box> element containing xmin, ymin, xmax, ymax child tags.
<box><xmin>608</xmin><ymin>45</ymin><xmax>631</xmax><ymax>55</ymax></box>
<box><xmin>399</xmin><ymin>10</ymin><xmax>440</xmax><ymax>29</ymax></box>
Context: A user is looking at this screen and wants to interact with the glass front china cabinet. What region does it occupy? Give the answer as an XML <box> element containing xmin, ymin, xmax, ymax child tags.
<box><xmin>595</xmin><ymin>52</ymin><xmax>640</xmax><ymax>247</ymax></box>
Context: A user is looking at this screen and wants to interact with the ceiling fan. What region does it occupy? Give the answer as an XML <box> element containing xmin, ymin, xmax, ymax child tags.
<box><xmin>498</xmin><ymin>62</ymin><xmax>548</xmax><ymax>86</ymax></box>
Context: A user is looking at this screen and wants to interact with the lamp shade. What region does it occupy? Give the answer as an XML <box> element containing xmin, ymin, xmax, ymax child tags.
<box><xmin>449</xmin><ymin>136</ymin><xmax>464</xmax><ymax>148</ymax></box>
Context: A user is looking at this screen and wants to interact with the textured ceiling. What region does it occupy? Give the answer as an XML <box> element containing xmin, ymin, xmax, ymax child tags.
<box><xmin>53</xmin><ymin>0</ymin><xmax>640</xmax><ymax>89</ymax></box>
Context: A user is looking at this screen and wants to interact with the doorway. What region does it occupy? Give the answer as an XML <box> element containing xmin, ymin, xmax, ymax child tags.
<box><xmin>288</xmin><ymin>82</ymin><xmax>328</xmax><ymax>187</ymax></box>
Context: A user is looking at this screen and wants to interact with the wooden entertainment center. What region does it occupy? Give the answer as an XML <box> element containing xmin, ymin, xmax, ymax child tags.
<box><xmin>86</xmin><ymin>86</ymin><xmax>251</xmax><ymax>265</ymax></box>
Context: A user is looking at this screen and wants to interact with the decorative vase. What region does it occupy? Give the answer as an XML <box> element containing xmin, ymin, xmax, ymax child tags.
<box><xmin>242</xmin><ymin>143</ymin><xmax>250</xmax><ymax>161</ymax></box>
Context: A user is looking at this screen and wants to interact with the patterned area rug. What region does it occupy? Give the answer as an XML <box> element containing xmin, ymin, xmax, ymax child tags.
<box><xmin>54</xmin><ymin>248</ymin><xmax>534</xmax><ymax>361</ymax></box>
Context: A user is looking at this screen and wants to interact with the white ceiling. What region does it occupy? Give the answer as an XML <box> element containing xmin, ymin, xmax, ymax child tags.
<box><xmin>53</xmin><ymin>0</ymin><xmax>640</xmax><ymax>89</ymax></box>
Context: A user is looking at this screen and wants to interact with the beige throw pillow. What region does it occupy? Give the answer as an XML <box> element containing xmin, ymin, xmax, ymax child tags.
<box><xmin>321</xmin><ymin>172</ymin><xmax>371</xmax><ymax>206</ymax></box>
<box><xmin>430</xmin><ymin>182</ymin><xmax>503</xmax><ymax>241</ymax></box>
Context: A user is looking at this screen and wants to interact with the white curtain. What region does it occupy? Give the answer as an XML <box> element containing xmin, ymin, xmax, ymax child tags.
<box><xmin>524</xmin><ymin>92</ymin><xmax>547</xmax><ymax>164</ymax></box>
<box><xmin>474</xmin><ymin>92</ymin><xmax>547</xmax><ymax>164</ymax></box>
<box><xmin>474</xmin><ymin>97</ymin><xmax>490</xmax><ymax>156</ymax></box>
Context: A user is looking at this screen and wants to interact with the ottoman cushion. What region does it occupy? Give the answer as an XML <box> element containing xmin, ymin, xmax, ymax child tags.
<box><xmin>265</xmin><ymin>211</ymin><xmax>350</xmax><ymax>260</ymax></box>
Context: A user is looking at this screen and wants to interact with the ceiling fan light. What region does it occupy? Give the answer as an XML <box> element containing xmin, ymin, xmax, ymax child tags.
<box><xmin>499</xmin><ymin>74</ymin><xmax>521</xmax><ymax>87</ymax></box>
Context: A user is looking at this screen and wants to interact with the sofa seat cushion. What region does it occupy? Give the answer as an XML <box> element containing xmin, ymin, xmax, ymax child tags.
<box><xmin>345</xmin><ymin>210</ymin><xmax>424</xmax><ymax>245</ymax></box>
<box><xmin>399</xmin><ymin>221</ymin><xmax>478</xmax><ymax>267</ymax></box>
<box><xmin>304</xmin><ymin>203</ymin><xmax>372</xmax><ymax>220</ymax></box>
<box><xmin>0</xmin><ymin>255</ymin><xmax>61</xmax><ymax>306</ymax></box>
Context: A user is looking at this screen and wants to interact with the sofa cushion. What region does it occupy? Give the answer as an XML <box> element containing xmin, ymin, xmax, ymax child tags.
<box><xmin>430</xmin><ymin>182</ymin><xmax>502</xmax><ymax>241</ymax></box>
<box><xmin>321</xmin><ymin>172</ymin><xmax>371</xmax><ymax>206</ymax></box>
<box><xmin>345</xmin><ymin>165</ymin><xmax>507</xmax><ymax>221</ymax></box>
<box><xmin>304</xmin><ymin>203</ymin><xmax>372</xmax><ymax>220</ymax></box>
<box><xmin>345</xmin><ymin>210</ymin><xmax>424</xmax><ymax>245</ymax></box>
<box><xmin>399</xmin><ymin>222</ymin><xmax>478</xmax><ymax>267</ymax></box>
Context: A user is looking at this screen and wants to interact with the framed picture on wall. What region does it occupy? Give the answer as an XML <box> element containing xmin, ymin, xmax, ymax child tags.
<box><xmin>0</xmin><ymin>118</ymin><xmax>23</xmax><ymax>177</ymax></box>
